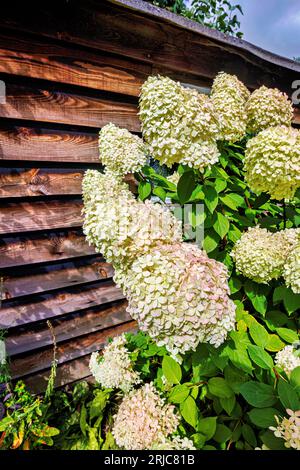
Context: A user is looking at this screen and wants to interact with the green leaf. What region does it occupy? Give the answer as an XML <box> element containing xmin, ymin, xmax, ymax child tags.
<box><xmin>213</xmin><ymin>212</ymin><xmax>230</xmax><ymax>239</ymax></box>
<box><xmin>203</xmin><ymin>186</ymin><xmax>218</xmax><ymax>213</ymax></box>
<box><xmin>290</xmin><ymin>366</ymin><xmax>300</xmax><ymax>391</ymax></box>
<box><xmin>239</xmin><ymin>381</ymin><xmax>277</xmax><ymax>408</ymax></box>
<box><xmin>249</xmin><ymin>322</ymin><xmax>269</xmax><ymax>348</ymax></box>
<box><xmin>277</xmin><ymin>379</ymin><xmax>300</xmax><ymax>411</ymax></box>
<box><xmin>283</xmin><ymin>290</ymin><xmax>300</xmax><ymax>315</ymax></box>
<box><xmin>261</xmin><ymin>430</ymin><xmax>286</xmax><ymax>450</ymax></box>
<box><xmin>80</xmin><ymin>405</ymin><xmax>87</xmax><ymax>436</ymax></box>
<box><xmin>215</xmin><ymin>179</ymin><xmax>227</xmax><ymax>193</ymax></box>
<box><xmin>220</xmin><ymin>395</ymin><xmax>236</xmax><ymax>415</ymax></box>
<box><xmin>208</xmin><ymin>377</ymin><xmax>233</xmax><ymax>399</ymax></box>
<box><xmin>168</xmin><ymin>384</ymin><xmax>190</xmax><ymax>404</ymax></box>
<box><xmin>229</xmin><ymin>277</ymin><xmax>242</xmax><ymax>294</ymax></box>
<box><xmin>153</xmin><ymin>186</ymin><xmax>166</xmax><ymax>201</ymax></box>
<box><xmin>244</xmin><ymin>281</ymin><xmax>268</xmax><ymax>315</ymax></box>
<box><xmin>247</xmin><ymin>345</ymin><xmax>274</xmax><ymax>369</ymax></box>
<box><xmin>248</xmin><ymin>407</ymin><xmax>277</xmax><ymax>428</ymax></box>
<box><xmin>228</xmin><ymin>348</ymin><xmax>253</xmax><ymax>374</ymax></box>
<box><xmin>89</xmin><ymin>391</ymin><xmax>109</xmax><ymax>420</ymax></box>
<box><xmin>265</xmin><ymin>311</ymin><xmax>288</xmax><ymax>331</ymax></box>
<box><xmin>202</xmin><ymin>230</ymin><xmax>220</xmax><ymax>253</ymax></box>
<box><xmin>177</xmin><ymin>171</ymin><xmax>196</xmax><ymax>205</ymax></box>
<box><xmin>162</xmin><ymin>356</ymin><xmax>182</xmax><ymax>385</ymax></box>
<box><xmin>276</xmin><ymin>328</ymin><xmax>298</xmax><ymax>344</ymax></box>
<box><xmin>242</xmin><ymin>424</ymin><xmax>257</xmax><ymax>447</ymax></box>
<box><xmin>191</xmin><ymin>433</ymin><xmax>206</xmax><ymax>449</ymax></box>
<box><xmin>220</xmin><ymin>193</ymin><xmax>245</xmax><ymax>210</ymax></box>
<box><xmin>197</xmin><ymin>417</ymin><xmax>217</xmax><ymax>440</ymax></box>
<box><xmin>138</xmin><ymin>181</ymin><xmax>151</xmax><ymax>201</ymax></box>
<box><xmin>180</xmin><ymin>396</ymin><xmax>199</xmax><ymax>429</ymax></box>
<box><xmin>213</xmin><ymin>424</ymin><xmax>231</xmax><ymax>443</ymax></box>
<box><xmin>265</xmin><ymin>335</ymin><xmax>285</xmax><ymax>352</ymax></box>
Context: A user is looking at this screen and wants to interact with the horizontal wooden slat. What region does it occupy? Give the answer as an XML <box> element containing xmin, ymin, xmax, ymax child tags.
<box><xmin>2</xmin><ymin>258</ymin><xmax>114</xmax><ymax>300</ymax></box>
<box><xmin>0</xmin><ymin>168</ymin><xmax>84</xmax><ymax>197</ymax></box>
<box><xmin>0</xmin><ymin>32</ymin><xmax>150</xmax><ymax>97</ymax></box>
<box><xmin>0</xmin><ymin>199</ymin><xmax>83</xmax><ymax>234</ymax></box>
<box><xmin>0</xmin><ymin>231</ymin><xmax>95</xmax><ymax>268</ymax></box>
<box><xmin>0</xmin><ymin>281</ymin><xmax>124</xmax><ymax>328</ymax></box>
<box><xmin>10</xmin><ymin>320</ymin><xmax>136</xmax><ymax>379</ymax></box>
<box><xmin>6</xmin><ymin>300</ymin><xmax>129</xmax><ymax>355</ymax></box>
<box><xmin>0</xmin><ymin>83</ymin><xmax>140</xmax><ymax>130</ymax></box>
<box><xmin>294</xmin><ymin>107</ymin><xmax>300</xmax><ymax>126</ymax></box>
<box><xmin>0</xmin><ymin>126</ymin><xmax>99</xmax><ymax>163</ymax></box>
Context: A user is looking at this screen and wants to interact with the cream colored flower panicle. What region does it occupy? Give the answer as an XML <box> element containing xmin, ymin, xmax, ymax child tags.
<box><xmin>99</xmin><ymin>123</ymin><xmax>147</xmax><ymax>176</ymax></box>
<box><xmin>112</xmin><ymin>383</ymin><xmax>179</xmax><ymax>450</ymax></box>
<box><xmin>89</xmin><ymin>334</ymin><xmax>140</xmax><ymax>393</ymax></box>
<box><xmin>244</xmin><ymin>126</ymin><xmax>300</xmax><ymax>200</ymax></box>
<box><xmin>115</xmin><ymin>243</ymin><xmax>236</xmax><ymax>357</ymax></box>
<box><xmin>82</xmin><ymin>169</ymin><xmax>133</xmax><ymax>206</ymax></box>
<box><xmin>275</xmin><ymin>345</ymin><xmax>300</xmax><ymax>376</ymax></box>
<box><xmin>151</xmin><ymin>436</ymin><xmax>196</xmax><ymax>450</ymax></box>
<box><xmin>231</xmin><ymin>226</ymin><xmax>287</xmax><ymax>283</ymax></box>
<box><xmin>167</xmin><ymin>172</ymin><xmax>180</xmax><ymax>185</ymax></box>
<box><xmin>283</xmin><ymin>242</ymin><xmax>300</xmax><ymax>294</ymax></box>
<box><xmin>270</xmin><ymin>409</ymin><xmax>300</xmax><ymax>450</ymax></box>
<box><xmin>83</xmin><ymin>194</ymin><xmax>182</xmax><ymax>268</ymax></box>
<box><xmin>139</xmin><ymin>75</ymin><xmax>220</xmax><ymax>170</ymax></box>
<box><xmin>246</xmin><ymin>86</ymin><xmax>294</xmax><ymax>133</ymax></box>
<box><xmin>210</xmin><ymin>72</ymin><xmax>250</xmax><ymax>142</ymax></box>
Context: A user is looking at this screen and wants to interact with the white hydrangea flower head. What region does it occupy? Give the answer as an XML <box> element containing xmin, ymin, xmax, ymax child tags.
<box><xmin>115</xmin><ymin>242</ymin><xmax>236</xmax><ymax>357</ymax></box>
<box><xmin>139</xmin><ymin>75</ymin><xmax>220</xmax><ymax>170</ymax></box>
<box><xmin>231</xmin><ymin>226</ymin><xmax>287</xmax><ymax>283</ymax></box>
<box><xmin>270</xmin><ymin>409</ymin><xmax>300</xmax><ymax>450</ymax></box>
<box><xmin>244</xmin><ymin>125</ymin><xmax>300</xmax><ymax>200</ymax></box>
<box><xmin>246</xmin><ymin>85</ymin><xmax>294</xmax><ymax>133</ymax></box>
<box><xmin>89</xmin><ymin>334</ymin><xmax>140</xmax><ymax>392</ymax></box>
<box><xmin>210</xmin><ymin>71</ymin><xmax>250</xmax><ymax>142</ymax></box>
<box><xmin>275</xmin><ymin>345</ymin><xmax>300</xmax><ymax>376</ymax></box>
<box><xmin>283</xmin><ymin>242</ymin><xmax>300</xmax><ymax>294</ymax></box>
<box><xmin>83</xmin><ymin>194</ymin><xmax>182</xmax><ymax>268</ymax></box>
<box><xmin>112</xmin><ymin>382</ymin><xmax>179</xmax><ymax>450</ymax></box>
<box><xmin>151</xmin><ymin>436</ymin><xmax>196</xmax><ymax>450</ymax></box>
<box><xmin>82</xmin><ymin>169</ymin><xmax>134</xmax><ymax>207</ymax></box>
<box><xmin>99</xmin><ymin>123</ymin><xmax>147</xmax><ymax>176</ymax></box>
<box><xmin>167</xmin><ymin>172</ymin><xmax>180</xmax><ymax>185</ymax></box>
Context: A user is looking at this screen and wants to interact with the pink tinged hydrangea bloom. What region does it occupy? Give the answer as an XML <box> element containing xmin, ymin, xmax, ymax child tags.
<box><xmin>244</xmin><ymin>125</ymin><xmax>300</xmax><ymax>200</ymax></box>
<box><xmin>115</xmin><ymin>243</ymin><xmax>236</xmax><ymax>357</ymax></box>
<box><xmin>270</xmin><ymin>409</ymin><xmax>300</xmax><ymax>450</ymax></box>
<box><xmin>98</xmin><ymin>123</ymin><xmax>147</xmax><ymax>177</ymax></box>
<box><xmin>89</xmin><ymin>334</ymin><xmax>141</xmax><ymax>393</ymax></box>
<box><xmin>283</xmin><ymin>242</ymin><xmax>300</xmax><ymax>294</ymax></box>
<box><xmin>210</xmin><ymin>71</ymin><xmax>250</xmax><ymax>142</ymax></box>
<box><xmin>139</xmin><ymin>75</ymin><xmax>220</xmax><ymax>170</ymax></box>
<box><xmin>275</xmin><ymin>345</ymin><xmax>300</xmax><ymax>376</ymax></box>
<box><xmin>246</xmin><ymin>85</ymin><xmax>294</xmax><ymax>133</ymax></box>
<box><xmin>112</xmin><ymin>383</ymin><xmax>179</xmax><ymax>450</ymax></box>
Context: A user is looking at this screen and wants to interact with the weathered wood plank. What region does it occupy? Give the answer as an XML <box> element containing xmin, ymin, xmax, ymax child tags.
<box><xmin>6</xmin><ymin>300</ymin><xmax>129</xmax><ymax>355</ymax></box>
<box><xmin>2</xmin><ymin>258</ymin><xmax>114</xmax><ymax>300</ymax></box>
<box><xmin>0</xmin><ymin>32</ymin><xmax>149</xmax><ymax>97</ymax></box>
<box><xmin>0</xmin><ymin>168</ymin><xmax>84</xmax><ymax>197</ymax></box>
<box><xmin>0</xmin><ymin>83</ymin><xmax>140</xmax><ymax>130</ymax></box>
<box><xmin>0</xmin><ymin>126</ymin><xmax>99</xmax><ymax>163</ymax></box>
<box><xmin>0</xmin><ymin>281</ymin><xmax>124</xmax><ymax>328</ymax></box>
<box><xmin>0</xmin><ymin>231</ymin><xmax>95</xmax><ymax>268</ymax></box>
<box><xmin>0</xmin><ymin>199</ymin><xmax>83</xmax><ymax>234</ymax></box>
<box><xmin>10</xmin><ymin>320</ymin><xmax>136</xmax><ymax>379</ymax></box>
<box><xmin>1</xmin><ymin>0</ymin><xmax>299</xmax><ymax>94</ymax></box>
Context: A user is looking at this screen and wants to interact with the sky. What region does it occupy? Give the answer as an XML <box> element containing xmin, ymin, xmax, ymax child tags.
<box><xmin>185</xmin><ymin>0</ymin><xmax>300</xmax><ymax>60</ymax></box>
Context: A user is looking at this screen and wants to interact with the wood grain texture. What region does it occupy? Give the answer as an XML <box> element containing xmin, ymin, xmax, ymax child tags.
<box><xmin>2</xmin><ymin>258</ymin><xmax>114</xmax><ymax>300</ymax></box>
<box><xmin>0</xmin><ymin>231</ymin><xmax>96</xmax><ymax>268</ymax></box>
<box><xmin>0</xmin><ymin>32</ymin><xmax>149</xmax><ymax>97</ymax></box>
<box><xmin>0</xmin><ymin>199</ymin><xmax>83</xmax><ymax>234</ymax></box>
<box><xmin>0</xmin><ymin>126</ymin><xmax>99</xmax><ymax>163</ymax></box>
<box><xmin>0</xmin><ymin>83</ymin><xmax>140</xmax><ymax>130</ymax></box>
<box><xmin>0</xmin><ymin>168</ymin><xmax>84</xmax><ymax>197</ymax></box>
<box><xmin>0</xmin><ymin>281</ymin><xmax>124</xmax><ymax>328</ymax></box>
<box><xmin>10</xmin><ymin>320</ymin><xmax>136</xmax><ymax>379</ymax></box>
<box><xmin>6</xmin><ymin>300</ymin><xmax>129</xmax><ymax>355</ymax></box>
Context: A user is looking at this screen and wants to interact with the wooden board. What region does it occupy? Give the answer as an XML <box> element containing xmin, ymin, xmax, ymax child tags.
<box><xmin>0</xmin><ymin>83</ymin><xmax>140</xmax><ymax>131</ymax></box>
<box><xmin>0</xmin><ymin>231</ymin><xmax>96</xmax><ymax>268</ymax></box>
<box><xmin>0</xmin><ymin>281</ymin><xmax>124</xmax><ymax>328</ymax></box>
<box><xmin>2</xmin><ymin>258</ymin><xmax>114</xmax><ymax>300</ymax></box>
<box><xmin>10</xmin><ymin>320</ymin><xmax>136</xmax><ymax>379</ymax></box>
<box><xmin>0</xmin><ymin>199</ymin><xmax>83</xmax><ymax>234</ymax></box>
<box><xmin>0</xmin><ymin>32</ymin><xmax>150</xmax><ymax>97</ymax></box>
<box><xmin>6</xmin><ymin>300</ymin><xmax>130</xmax><ymax>355</ymax></box>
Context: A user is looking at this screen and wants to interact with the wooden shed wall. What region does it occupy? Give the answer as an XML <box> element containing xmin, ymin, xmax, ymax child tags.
<box><xmin>0</xmin><ymin>0</ymin><xmax>299</xmax><ymax>393</ymax></box>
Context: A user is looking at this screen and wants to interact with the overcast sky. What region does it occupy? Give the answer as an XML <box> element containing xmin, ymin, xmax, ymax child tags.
<box><xmin>185</xmin><ymin>0</ymin><xmax>300</xmax><ymax>59</ymax></box>
<box><xmin>238</xmin><ymin>0</ymin><xmax>300</xmax><ymax>59</ymax></box>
